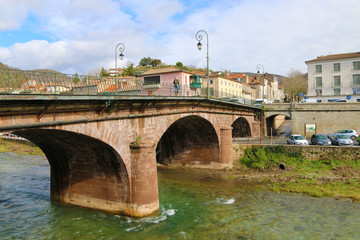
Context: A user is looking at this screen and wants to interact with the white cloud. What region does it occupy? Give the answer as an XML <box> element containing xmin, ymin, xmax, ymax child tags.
<box><xmin>0</xmin><ymin>0</ymin><xmax>42</xmax><ymax>31</ymax></box>
<box><xmin>1</xmin><ymin>0</ymin><xmax>360</xmax><ymax>76</ymax></box>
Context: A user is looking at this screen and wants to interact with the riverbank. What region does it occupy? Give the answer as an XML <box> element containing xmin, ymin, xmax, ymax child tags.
<box><xmin>160</xmin><ymin>163</ymin><xmax>360</xmax><ymax>203</ymax></box>
<box><xmin>160</xmin><ymin>145</ymin><xmax>360</xmax><ymax>202</ymax></box>
<box><xmin>231</xmin><ymin>145</ymin><xmax>360</xmax><ymax>202</ymax></box>
<box><xmin>0</xmin><ymin>139</ymin><xmax>44</xmax><ymax>155</ymax></box>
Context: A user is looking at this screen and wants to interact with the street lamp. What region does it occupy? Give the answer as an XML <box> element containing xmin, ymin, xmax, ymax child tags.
<box><xmin>256</xmin><ymin>64</ymin><xmax>265</xmax><ymax>143</ymax></box>
<box><xmin>195</xmin><ymin>30</ymin><xmax>209</xmax><ymax>98</ymax></box>
<box><xmin>256</xmin><ymin>64</ymin><xmax>265</xmax><ymax>99</ymax></box>
<box><xmin>115</xmin><ymin>43</ymin><xmax>125</xmax><ymax>94</ymax></box>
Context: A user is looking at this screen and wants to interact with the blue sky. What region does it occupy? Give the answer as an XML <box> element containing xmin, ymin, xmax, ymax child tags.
<box><xmin>0</xmin><ymin>0</ymin><xmax>359</xmax><ymax>76</ymax></box>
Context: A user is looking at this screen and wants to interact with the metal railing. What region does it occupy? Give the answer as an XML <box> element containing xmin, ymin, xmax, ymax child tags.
<box><xmin>0</xmin><ymin>68</ymin><xmax>260</xmax><ymax>106</ymax></box>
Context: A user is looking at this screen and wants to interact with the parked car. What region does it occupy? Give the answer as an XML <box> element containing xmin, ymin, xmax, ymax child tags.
<box><xmin>228</xmin><ymin>98</ymin><xmax>245</xmax><ymax>104</ymax></box>
<box><xmin>357</xmin><ymin>135</ymin><xmax>360</xmax><ymax>145</ymax></box>
<box><xmin>254</xmin><ymin>99</ymin><xmax>268</xmax><ymax>107</ymax></box>
<box><xmin>328</xmin><ymin>134</ymin><xmax>353</xmax><ymax>146</ymax></box>
<box><xmin>287</xmin><ymin>134</ymin><xmax>309</xmax><ymax>145</ymax></box>
<box><xmin>300</xmin><ymin>99</ymin><xmax>320</xmax><ymax>103</ymax></box>
<box><xmin>310</xmin><ymin>134</ymin><xmax>331</xmax><ymax>145</ymax></box>
<box><xmin>334</xmin><ymin>129</ymin><xmax>358</xmax><ymax>140</ymax></box>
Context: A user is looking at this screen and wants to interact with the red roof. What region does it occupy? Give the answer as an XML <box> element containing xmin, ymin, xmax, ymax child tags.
<box><xmin>305</xmin><ymin>52</ymin><xmax>360</xmax><ymax>63</ymax></box>
<box><xmin>248</xmin><ymin>80</ymin><xmax>264</xmax><ymax>86</ymax></box>
<box><xmin>227</xmin><ymin>73</ymin><xmax>246</xmax><ymax>79</ymax></box>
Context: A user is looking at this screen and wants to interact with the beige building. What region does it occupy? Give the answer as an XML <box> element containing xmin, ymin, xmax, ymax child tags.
<box><xmin>305</xmin><ymin>52</ymin><xmax>360</xmax><ymax>102</ymax></box>
<box><xmin>201</xmin><ymin>75</ymin><xmax>244</xmax><ymax>99</ymax></box>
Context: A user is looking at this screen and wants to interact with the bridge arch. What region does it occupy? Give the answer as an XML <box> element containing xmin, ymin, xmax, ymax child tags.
<box><xmin>231</xmin><ymin>117</ymin><xmax>251</xmax><ymax>137</ymax></box>
<box><xmin>12</xmin><ymin>129</ymin><xmax>131</xmax><ymax>214</ymax></box>
<box><xmin>156</xmin><ymin>115</ymin><xmax>219</xmax><ymax>166</ymax></box>
<box><xmin>265</xmin><ymin>114</ymin><xmax>291</xmax><ymax>136</ymax></box>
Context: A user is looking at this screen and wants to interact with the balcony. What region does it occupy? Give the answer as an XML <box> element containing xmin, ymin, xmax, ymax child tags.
<box><xmin>190</xmin><ymin>82</ymin><xmax>202</xmax><ymax>88</ymax></box>
<box><xmin>143</xmin><ymin>82</ymin><xmax>161</xmax><ymax>89</ymax></box>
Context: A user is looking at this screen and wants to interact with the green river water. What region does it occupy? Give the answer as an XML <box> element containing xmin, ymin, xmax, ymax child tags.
<box><xmin>1</xmin><ymin>152</ymin><xmax>360</xmax><ymax>239</ymax></box>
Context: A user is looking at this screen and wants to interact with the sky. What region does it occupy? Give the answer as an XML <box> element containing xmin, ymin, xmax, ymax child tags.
<box><xmin>0</xmin><ymin>0</ymin><xmax>359</xmax><ymax>76</ymax></box>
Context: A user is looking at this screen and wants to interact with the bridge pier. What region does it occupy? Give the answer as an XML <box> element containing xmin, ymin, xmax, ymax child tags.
<box><xmin>220</xmin><ymin>125</ymin><xmax>233</xmax><ymax>167</ymax></box>
<box><xmin>127</xmin><ymin>140</ymin><xmax>159</xmax><ymax>217</ymax></box>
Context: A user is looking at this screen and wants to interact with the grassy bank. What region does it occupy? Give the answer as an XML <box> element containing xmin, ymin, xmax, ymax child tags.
<box><xmin>0</xmin><ymin>139</ymin><xmax>44</xmax><ymax>155</ymax></box>
<box><xmin>238</xmin><ymin>145</ymin><xmax>360</xmax><ymax>201</ymax></box>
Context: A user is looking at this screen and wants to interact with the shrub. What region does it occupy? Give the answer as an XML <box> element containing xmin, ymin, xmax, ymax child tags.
<box><xmin>239</xmin><ymin>146</ymin><xmax>304</xmax><ymax>170</ymax></box>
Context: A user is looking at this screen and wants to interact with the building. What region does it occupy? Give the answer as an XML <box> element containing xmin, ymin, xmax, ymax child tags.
<box><xmin>109</xmin><ymin>68</ymin><xmax>123</xmax><ymax>76</ymax></box>
<box><xmin>140</xmin><ymin>67</ymin><xmax>202</xmax><ymax>96</ymax></box>
<box><xmin>206</xmin><ymin>76</ymin><xmax>243</xmax><ymax>99</ymax></box>
<box><xmin>305</xmin><ymin>52</ymin><xmax>360</xmax><ymax>102</ymax></box>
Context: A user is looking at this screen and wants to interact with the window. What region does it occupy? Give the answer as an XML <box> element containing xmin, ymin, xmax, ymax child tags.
<box><xmin>315</xmin><ymin>77</ymin><xmax>322</xmax><ymax>87</ymax></box>
<box><xmin>210</xmin><ymin>80</ymin><xmax>213</xmax><ymax>84</ymax></box>
<box><xmin>315</xmin><ymin>65</ymin><xmax>322</xmax><ymax>73</ymax></box>
<box><xmin>210</xmin><ymin>89</ymin><xmax>214</xmax><ymax>96</ymax></box>
<box><xmin>334</xmin><ymin>63</ymin><xmax>340</xmax><ymax>72</ymax></box>
<box><xmin>143</xmin><ymin>76</ymin><xmax>160</xmax><ymax>85</ymax></box>
<box><xmin>353</xmin><ymin>74</ymin><xmax>360</xmax><ymax>85</ymax></box>
<box><xmin>333</xmin><ymin>88</ymin><xmax>341</xmax><ymax>95</ymax></box>
<box><xmin>354</xmin><ymin>61</ymin><xmax>360</xmax><ymax>70</ymax></box>
<box><xmin>315</xmin><ymin>89</ymin><xmax>322</xmax><ymax>96</ymax></box>
<box><xmin>353</xmin><ymin>88</ymin><xmax>360</xmax><ymax>95</ymax></box>
<box><xmin>333</xmin><ymin>76</ymin><xmax>341</xmax><ymax>86</ymax></box>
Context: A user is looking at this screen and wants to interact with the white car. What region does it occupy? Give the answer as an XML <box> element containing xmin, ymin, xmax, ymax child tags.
<box><xmin>287</xmin><ymin>134</ymin><xmax>309</xmax><ymax>145</ymax></box>
<box><xmin>334</xmin><ymin>130</ymin><xmax>358</xmax><ymax>140</ymax></box>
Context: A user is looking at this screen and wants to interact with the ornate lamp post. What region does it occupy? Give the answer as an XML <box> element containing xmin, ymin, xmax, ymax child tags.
<box><xmin>256</xmin><ymin>64</ymin><xmax>265</xmax><ymax>144</ymax></box>
<box><xmin>195</xmin><ymin>30</ymin><xmax>209</xmax><ymax>98</ymax></box>
<box><xmin>256</xmin><ymin>64</ymin><xmax>265</xmax><ymax>99</ymax></box>
<box><xmin>115</xmin><ymin>43</ymin><xmax>125</xmax><ymax>94</ymax></box>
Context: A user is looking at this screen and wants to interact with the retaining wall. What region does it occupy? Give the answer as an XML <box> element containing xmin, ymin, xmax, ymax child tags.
<box><xmin>233</xmin><ymin>144</ymin><xmax>360</xmax><ymax>162</ymax></box>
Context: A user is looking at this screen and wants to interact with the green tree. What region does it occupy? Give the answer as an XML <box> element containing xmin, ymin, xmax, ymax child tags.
<box><xmin>151</xmin><ymin>59</ymin><xmax>162</xmax><ymax>67</ymax></box>
<box><xmin>176</xmin><ymin>62</ymin><xmax>184</xmax><ymax>69</ymax></box>
<box><xmin>139</xmin><ymin>57</ymin><xmax>153</xmax><ymax>66</ymax></box>
<box><xmin>73</xmin><ymin>73</ymin><xmax>80</xmax><ymax>84</ymax></box>
<box><xmin>123</xmin><ymin>62</ymin><xmax>135</xmax><ymax>76</ymax></box>
<box><xmin>282</xmin><ymin>69</ymin><xmax>308</xmax><ymax>101</ymax></box>
<box><xmin>99</xmin><ymin>67</ymin><xmax>110</xmax><ymax>77</ymax></box>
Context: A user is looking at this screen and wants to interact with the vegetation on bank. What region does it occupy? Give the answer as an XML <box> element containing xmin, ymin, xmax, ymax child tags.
<box><xmin>238</xmin><ymin>145</ymin><xmax>360</xmax><ymax>201</ymax></box>
<box><xmin>0</xmin><ymin>139</ymin><xmax>44</xmax><ymax>155</ymax></box>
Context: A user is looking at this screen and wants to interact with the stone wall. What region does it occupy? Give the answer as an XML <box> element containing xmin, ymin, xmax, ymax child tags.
<box><xmin>264</xmin><ymin>102</ymin><xmax>360</xmax><ymax>138</ymax></box>
<box><xmin>232</xmin><ymin>144</ymin><xmax>360</xmax><ymax>162</ymax></box>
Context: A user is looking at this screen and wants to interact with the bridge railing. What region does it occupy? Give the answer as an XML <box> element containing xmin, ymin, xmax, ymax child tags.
<box><xmin>0</xmin><ymin>68</ymin><xmax>259</xmax><ymax>106</ymax></box>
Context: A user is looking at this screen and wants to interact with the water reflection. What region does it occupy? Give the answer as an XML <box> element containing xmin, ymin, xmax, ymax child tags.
<box><xmin>1</xmin><ymin>153</ymin><xmax>360</xmax><ymax>239</ymax></box>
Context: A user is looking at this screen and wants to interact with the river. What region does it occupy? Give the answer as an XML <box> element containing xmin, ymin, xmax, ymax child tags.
<box><xmin>1</xmin><ymin>152</ymin><xmax>360</xmax><ymax>239</ymax></box>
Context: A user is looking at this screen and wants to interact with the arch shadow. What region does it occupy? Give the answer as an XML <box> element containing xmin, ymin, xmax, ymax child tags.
<box><xmin>156</xmin><ymin>115</ymin><xmax>219</xmax><ymax>166</ymax></box>
<box><xmin>13</xmin><ymin>129</ymin><xmax>130</xmax><ymax>213</ymax></box>
<box><xmin>265</xmin><ymin>114</ymin><xmax>291</xmax><ymax>136</ymax></box>
<box><xmin>231</xmin><ymin>117</ymin><xmax>251</xmax><ymax>137</ymax></box>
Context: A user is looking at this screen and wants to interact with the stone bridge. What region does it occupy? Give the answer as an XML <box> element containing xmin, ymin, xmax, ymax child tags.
<box><xmin>263</xmin><ymin>102</ymin><xmax>360</xmax><ymax>137</ymax></box>
<box><xmin>0</xmin><ymin>95</ymin><xmax>261</xmax><ymax>217</ymax></box>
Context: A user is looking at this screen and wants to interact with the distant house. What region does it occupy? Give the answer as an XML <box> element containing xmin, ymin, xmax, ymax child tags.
<box><xmin>101</xmin><ymin>77</ymin><xmax>140</xmax><ymax>95</ymax></box>
<box><xmin>305</xmin><ymin>52</ymin><xmax>360</xmax><ymax>102</ymax></box>
<box><xmin>21</xmin><ymin>79</ymin><xmax>46</xmax><ymax>93</ymax></box>
<box><xmin>248</xmin><ymin>78</ymin><xmax>265</xmax><ymax>100</ymax></box>
<box><xmin>46</xmin><ymin>84</ymin><xmax>71</xmax><ymax>94</ymax></box>
<box><xmin>71</xmin><ymin>84</ymin><xmax>98</xmax><ymax>94</ymax></box>
<box><xmin>140</xmin><ymin>67</ymin><xmax>202</xmax><ymax>96</ymax></box>
<box><xmin>109</xmin><ymin>68</ymin><xmax>123</xmax><ymax>77</ymax></box>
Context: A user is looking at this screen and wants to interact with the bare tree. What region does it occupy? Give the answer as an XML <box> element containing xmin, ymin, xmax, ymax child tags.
<box><xmin>282</xmin><ymin>69</ymin><xmax>307</xmax><ymax>102</ymax></box>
